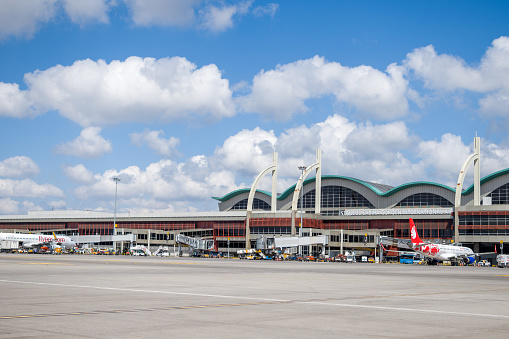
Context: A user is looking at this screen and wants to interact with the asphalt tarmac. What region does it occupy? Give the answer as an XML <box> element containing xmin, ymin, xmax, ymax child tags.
<box><xmin>1</xmin><ymin>253</ymin><xmax>508</xmax><ymax>338</ymax></box>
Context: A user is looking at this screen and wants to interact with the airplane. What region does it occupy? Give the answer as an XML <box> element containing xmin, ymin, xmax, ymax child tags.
<box><xmin>408</xmin><ymin>218</ymin><xmax>475</xmax><ymax>265</ymax></box>
<box><xmin>0</xmin><ymin>232</ymin><xmax>76</xmax><ymax>253</ymax></box>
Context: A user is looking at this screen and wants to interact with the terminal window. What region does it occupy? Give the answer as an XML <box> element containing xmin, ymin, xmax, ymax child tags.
<box><xmin>395</xmin><ymin>193</ymin><xmax>453</xmax><ymax>208</ymax></box>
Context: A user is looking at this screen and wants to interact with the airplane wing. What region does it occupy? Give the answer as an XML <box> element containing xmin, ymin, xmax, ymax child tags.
<box><xmin>380</xmin><ymin>237</ymin><xmax>413</xmax><ymax>249</ymax></box>
<box><xmin>473</xmin><ymin>251</ymin><xmax>496</xmax><ymax>257</ymax></box>
<box><xmin>383</xmin><ymin>249</ymin><xmax>417</xmax><ymax>254</ymax></box>
<box><xmin>380</xmin><ymin>242</ymin><xmax>416</xmax><ymax>254</ymax></box>
<box><xmin>21</xmin><ymin>240</ymin><xmax>53</xmax><ymax>249</ymax></box>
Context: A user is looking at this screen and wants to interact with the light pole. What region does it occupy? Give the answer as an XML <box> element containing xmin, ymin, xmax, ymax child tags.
<box><xmin>113</xmin><ymin>177</ymin><xmax>120</xmax><ymax>254</ymax></box>
<box><xmin>298</xmin><ymin>165</ymin><xmax>306</xmax><ymax>256</ymax></box>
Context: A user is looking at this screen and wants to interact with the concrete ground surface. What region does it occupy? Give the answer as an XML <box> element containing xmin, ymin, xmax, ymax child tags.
<box><xmin>1</xmin><ymin>254</ymin><xmax>508</xmax><ymax>338</ymax></box>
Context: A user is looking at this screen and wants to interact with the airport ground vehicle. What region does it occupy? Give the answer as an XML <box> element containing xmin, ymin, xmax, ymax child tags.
<box><xmin>497</xmin><ymin>254</ymin><xmax>509</xmax><ymax>267</ymax></box>
<box><xmin>130</xmin><ymin>245</ymin><xmax>151</xmax><ymax>256</ymax></box>
<box><xmin>345</xmin><ymin>251</ymin><xmax>356</xmax><ymax>263</ymax></box>
<box><xmin>154</xmin><ymin>246</ymin><xmax>170</xmax><ymax>256</ymax></box>
<box><xmin>478</xmin><ymin>260</ymin><xmax>491</xmax><ymax>267</ymax></box>
<box><xmin>399</xmin><ymin>253</ymin><xmax>416</xmax><ymax>264</ymax></box>
<box><xmin>1</xmin><ymin>240</ymin><xmax>19</xmax><ymax>252</ymax></box>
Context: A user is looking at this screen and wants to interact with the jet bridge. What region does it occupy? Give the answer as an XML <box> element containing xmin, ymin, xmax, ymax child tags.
<box><xmin>257</xmin><ymin>235</ymin><xmax>328</xmax><ymax>254</ymax></box>
<box><xmin>257</xmin><ymin>235</ymin><xmax>328</xmax><ymax>249</ymax></box>
<box><xmin>380</xmin><ymin>236</ymin><xmax>413</xmax><ymax>250</ymax></box>
<box><xmin>175</xmin><ymin>234</ymin><xmax>214</xmax><ymax>256</ymax></box>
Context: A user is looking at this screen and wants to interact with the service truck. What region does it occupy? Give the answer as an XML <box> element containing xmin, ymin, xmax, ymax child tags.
<box><xmin>497</xmin><ymin>254</ymin><xmax>509</xmax><ymax>268</ymax></box>
<box><xmin>1</xmin><ymin>240</ymin><xmax>19</xmax><ymax>252</ymax></box>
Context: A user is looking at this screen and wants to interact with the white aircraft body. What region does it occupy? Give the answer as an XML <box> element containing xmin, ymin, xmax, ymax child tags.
<box><xmin>409</xmin><ymin>218</ymin><xmax>475</xmax><ymax>264</ymax></box>
<box><xmin>0</xmin><ymin>232</ymin><xmax>76</xmax><ymax>252</ymax></box>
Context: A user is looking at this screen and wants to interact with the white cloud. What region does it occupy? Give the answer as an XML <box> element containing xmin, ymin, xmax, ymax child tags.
<box><xmin>405</xmin><ymin>36</ymin><xmax>509</xmax><ymax>117</ymax></box>
<box><xmin>62</xmin><ymin>0</ymin><xmax>112</xmax><ymax>26</ymax></box>
<box><xmin>54</xmin><ymin>114</ymin><xmax>509</xmax><ymax>213</ymax></box>
<box><xmin>417</xmin><ymin>134</ymin><xmax>470</xmax><ymax>184</ymax></box>
<box><xmin>0</xmin><ymin>83</ymin><xmax>37</xmax><ymax>118</ymax></box>
<box><xmin>72</xmin><ymin>159</ymin><xmax>239</xmax><ymax>211</ymax></box>
<box><xmin>21</xmin><ymin>200</ymin><xmax>44</xmax><ymax>212</ymax></box>
<box><xmin>24</xmin><ymin>56</ymin><xmax>235</xmax><ymax>126</ymax></box>
<box><xmin>479</xmin><ymin>92</ymin><xmax>509</xmax><ymax>117</ymax></box>
<box><xmin>117</xmin><ymin>197</ymin><xmax>199</xmax><ymax>214</ymax></box>
<box><xmin>54</xmin><ymin>127</ymin><xmax>112</xmax><ymax>158</ymax></box>
<box><xmin>213</xmin><ymin>127</ymin><xmax>277</xmax><ymax>175</ymax></box>
<box><xmin>191</xmin><ymin>155</ymin><xmax>208</xmax><ymax>168</ymax></box>
<box><xmin>48</xmin><ymin>200</ymin><xmax>67</xmax><ymax>210</ymax></box>
<box><xmin>405</xmin><ymin>45</ymin><xmax>485</xmax><ymax>92</ymax></box>
<box><xmin>0</xmin><ymin>0</ymin><xmax>273</xmax><ymax>41</ymax></box>
<box><xmin>63</xmin><ymin>164</ymin><xmax>96</xmax><ymax>184</ymax></box>
<box><xmin>0</xmin><ymin>156</ymin><xmax>40</xmax><ymax>178</ymax></box>
<box><xmin>239</xmin><ymin>55</ymin><xmax>409</xmax><ymax>121</ymax></box>
<box><xmin>130</xmin><ymin>129</ymin><xmax>180</xmax><ymax>157</ymax></box>
<box><xmin>0</xmin><ymin>179</ymin><xmax>64</xmax><ymax>198</ymax></box>
<box><xmin>125</xmin><ymin>0</ymin><xmax>201</xmax><ymax>27</ymax></box>
<box><xmin>210</xmin><ymin>115</ymin><xmax>421</xmax><ymax>187</ymax></box>
<box><xmin>200</xmin><ymin>1</ymin><xmax>252</xmax><ymax>33</ymax></box>
<box><xmin>253</xmin><ymin>3</ymin><xmax>279</xmax><ymax>18</ymax></box>
<box><xmin>345</xmin><ymin>121</ymin><xmax>416</xmax><ymax>161</ymax></box>
<box><xmin>0</xmin><ymin>0</ymin><xmax>58</xmax><ymax>40</ymax></box>
<box><xmin>272</xmin><ymin>115</ymin><xmax>422</xmax><ymax>185</ymax></box>
<box><xmin>0</xmin><ymin>199</ymin><xmax>46</xmax><ymax>214</ymax></box>
<box><xmin>0</xmin><ymin>198</ymin><xmax>20</xmax><ymax>214</ymax></box>
<box><xmin>415</xmin><ymin>135</ymin><xmax>509</xmax><ymax>187</ymax></box>
<box><xmin>482</xmin><ymin>141</ymin><xmax>509</xmax><ymax>175</ymax></box>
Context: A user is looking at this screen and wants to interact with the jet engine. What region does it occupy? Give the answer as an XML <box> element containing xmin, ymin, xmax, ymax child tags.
<box><xmin>463</xmin><ymin>257</ymin><xmax>475</xmax><ymax>265</ymax></box>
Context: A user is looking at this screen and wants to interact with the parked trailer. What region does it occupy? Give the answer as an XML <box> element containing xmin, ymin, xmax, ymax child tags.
<box><xmin>497</xmin><ymin>254</ymin><xmax>509</xmax><ymax>268</ymax></box>
<box><xmin>1</xmin><ymin>240</ymin><xmax>19</xmax><ymax>252</ymax></box>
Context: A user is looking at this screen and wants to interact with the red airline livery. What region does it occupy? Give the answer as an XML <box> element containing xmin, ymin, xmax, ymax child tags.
<box><xmin>0</xmin><ymin>232</ymin><xmax>75</xmax><ymax>252</ymax></box>
<box><xmin>409</xmin><ymin>218</ymin><xmax>475</xmax><ymax>264</ymax></box>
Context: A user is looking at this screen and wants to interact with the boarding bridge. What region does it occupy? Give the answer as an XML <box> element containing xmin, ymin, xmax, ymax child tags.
<box><xmin>256</xmin><ymin>235</ymin><xmax>329</xmax><ymax>250</ymax></box>
<box><xmin>175</xmin><ymin>234</ymin><xmax>214</xmax><ymax>251</ymax></box>
<box><xmin>380</xmin><ymin>236</ymin><xmax>413</xmax><ymax>250</ymax></box>
<box><xmin>70</xmin><ymin>234</ymin><xmax>136</xmax><ymax>244</ymax></box>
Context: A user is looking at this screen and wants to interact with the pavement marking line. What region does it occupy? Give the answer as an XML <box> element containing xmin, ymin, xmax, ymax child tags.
<box><xmin>101</xmin><ymin>260</ymin><xmax>203</xmax><ymax>265</ymax></box>
<box><xmin>1</xmin><ymin>279</ymin><xmax>509</xmax><ymax>320</ymax></box>
<box><xmin>20</xmin><ymin>263</ymin><xmax>73</xmax><ymax>265</ymax></box>
<box><xmin>0</xmin><ymin>279</ymin><xmax>289</xmax><ymax>303</ymax></box>
<box><xmin>303</xmin><ymin>300</ymin><xmax>509</xmax><ymax>319</ymax></box>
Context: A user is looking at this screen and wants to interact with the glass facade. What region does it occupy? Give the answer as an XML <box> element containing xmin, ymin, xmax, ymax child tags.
<box><xmin>487</xmin><ymin>183</ymin><xmax>509</xmax><ymax>205</ymax></box>
<box><xmin>213</xmin><ymin>221</ymin><xmax>246</xmax><ymax>237</ymax></box>
<box><xmin>395</xmin><ymin>193</ymin><xmax>452</xmax><ymax>208</ymax></box>
<box><xmin>459</xmin><ymin>212</ymin><xmax>509</xmax><ymax>235</ymax></box>
<box><xmin>459</xmin><ymin>214</ymin><xmax>509</xmax><ymax>226</ymax></box>
<box><xmin>250</xmin><ymin>226</ymin><xmax>292</xmax><ymax>235</ymax></box>
<box><xmin>299</xmin><ymin>186</ymin><xmax>374</xmax><ymax>210</ymax></box>
<box><xmin>231</xmin><ymin>198</ymin><xmax>271</xmax><ymax>210</ymax></box>
<box><xmin>217</xmin><ymin>240</ymin><xmax>245</xmax><ymax>249</ymax></box>
<box><xmin>394</xmin><ymin>219</ymin><xmax>453</xmax><ymax>239</ymax></box>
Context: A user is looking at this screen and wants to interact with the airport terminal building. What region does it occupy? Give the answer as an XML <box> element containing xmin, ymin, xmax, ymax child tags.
<box><xmin>1</xmin><ymin>166</ymin><xmax>509</xmax><ymax>256</ymax></box>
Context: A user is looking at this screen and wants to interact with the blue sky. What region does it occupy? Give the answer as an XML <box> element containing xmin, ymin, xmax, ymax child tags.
<box><xmin>1</xmin><ymin>0</ymin><xmax>509</xmax><ymax>215</ymax></box>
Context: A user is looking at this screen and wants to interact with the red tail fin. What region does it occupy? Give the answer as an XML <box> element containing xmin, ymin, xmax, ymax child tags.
<box><xmin>409</xmin><ymin>218</ymin><xmax>424</xmax><ymax>244</ymax></box>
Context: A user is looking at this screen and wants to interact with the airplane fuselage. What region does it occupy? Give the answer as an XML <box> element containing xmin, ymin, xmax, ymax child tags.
<box><xmin>414</xmin><ymin>243</ymin><xmax>474</xmax><ymax>262</ymax></box>
<box><xmin>0</xmin><ymin>233</ymin><xmax>75</xmax><ymax>249</ymax></box>
<box><xmin>408</xmin><ymin>218</ymin><xmax>475</xmax><ymax>264</ymax></box>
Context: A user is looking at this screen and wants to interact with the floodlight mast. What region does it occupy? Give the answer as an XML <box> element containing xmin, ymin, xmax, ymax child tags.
<box><xmin>298</xmin><ymin>165</ymin><xmax>306</xmax><ymax>256</ymax></box>
<box><xmin>112</xmin><ymin>177</ymin><xmax>121</xmax><ymax>253</ymax></box>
